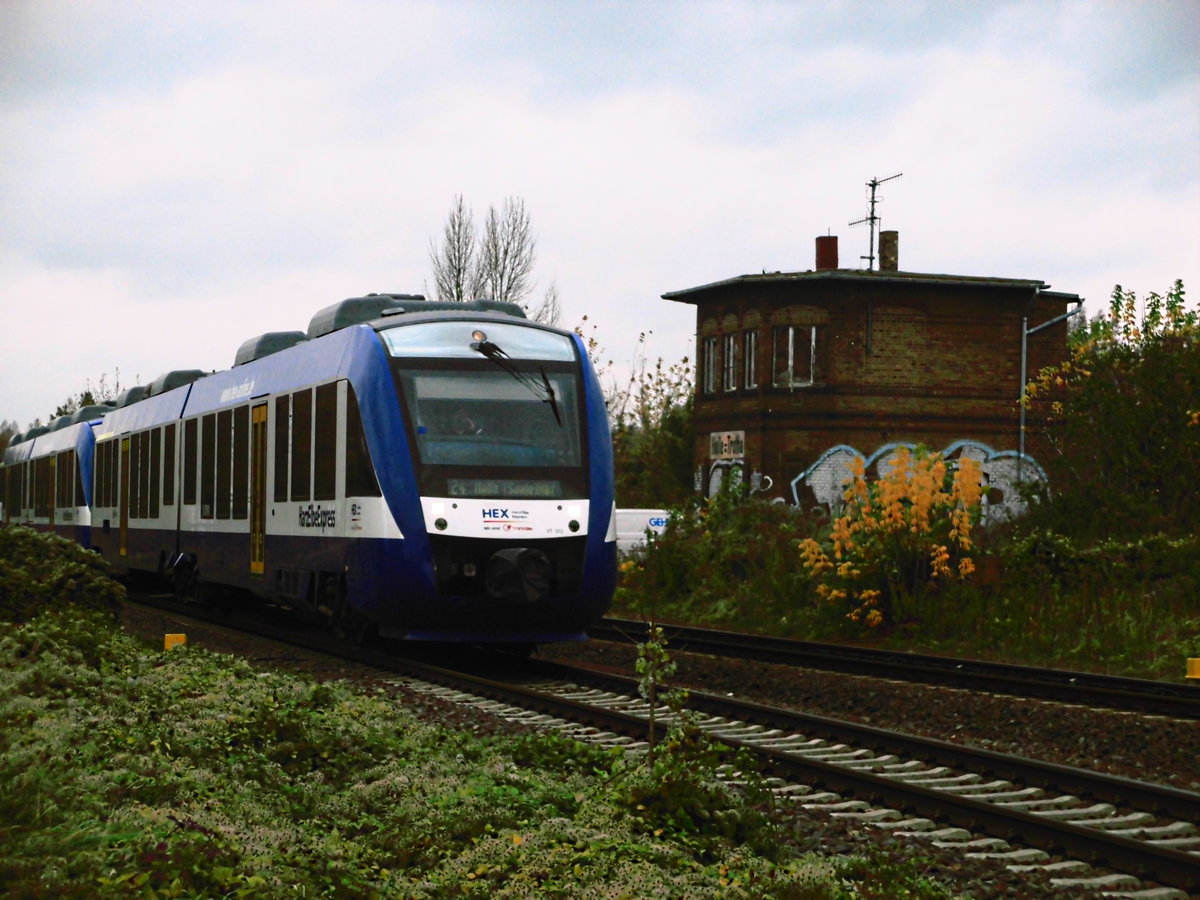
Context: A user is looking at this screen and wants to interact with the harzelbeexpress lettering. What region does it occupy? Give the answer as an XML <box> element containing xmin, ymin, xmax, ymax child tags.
<box><xmin>298</xmin><ymin>505</ymin><xmax>337</xmax><ymax>529</ymax></box>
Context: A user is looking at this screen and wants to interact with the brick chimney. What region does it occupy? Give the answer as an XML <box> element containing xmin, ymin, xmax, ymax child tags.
<box><xmin>879</xmin><ymin>230</ymin><xmax>899</xmax><ymax>271</ymax></box>
<box><xmin>815</xmin><ymin>235</ymin><xmax>839</xmax><ymax>270</ymax></box>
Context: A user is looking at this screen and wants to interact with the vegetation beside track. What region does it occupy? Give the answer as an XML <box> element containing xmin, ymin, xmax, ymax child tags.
<box><xmin>3</xmin><ymin>526</ymin><xmax>968</xmax><ymax>899</ymax></box>
<box><xmin>613</xmin><ymin>489</ymin><xmax>1200</xmax><ymax>682</ymax></box>
<box><xmin>614</xmin><ymin>283</ymin><xmax>1200</xmax><ymax>681</ymax></box>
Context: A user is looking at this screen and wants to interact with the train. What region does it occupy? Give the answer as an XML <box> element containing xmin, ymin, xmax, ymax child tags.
<box><xmin>1</xmin><ymin>294</ymin><xmax>618</xmax><ymax>645</ymax></box>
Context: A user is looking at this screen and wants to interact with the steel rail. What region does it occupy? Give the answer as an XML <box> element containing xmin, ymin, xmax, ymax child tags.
<box><xmin>591</xmin><ymin>617</ymin><xmax>1200</xmax><ymax>719</ymax></box>
<box><xmin>478</xmin><ymin>656</ymin><xmax>1200</xmax><ymax>892</ymax></box>
<box><xmin>391</xmin><ymin>655</ymin><xmax>1200</xmax><ymax>892</ymax></box>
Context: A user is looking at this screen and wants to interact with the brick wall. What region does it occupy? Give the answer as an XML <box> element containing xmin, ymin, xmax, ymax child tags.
<box><xmin>686</xmin><ymin>276</ymin><xmax>1073</xmax><ymax>499</ymax></box>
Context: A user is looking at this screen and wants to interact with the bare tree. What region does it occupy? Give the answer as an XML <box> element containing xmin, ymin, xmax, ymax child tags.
<box><xmin>429</xmin><ymin>194</ymin><xmax>479</xmax><ymax>303</ymax></box>
<box><xmin>528</xmin><ymin>280</ymin><xmax>561</xmax><ymax>328</ymax></box>
<box><xmin>476</xmin><ymin>197</ymin><xmax>535</xmax><ymax>308</ymax></box>
<box><xmin>430</xmin><ymin>195</ymin><xmax>557</xmax><ymax>323</ymax></box>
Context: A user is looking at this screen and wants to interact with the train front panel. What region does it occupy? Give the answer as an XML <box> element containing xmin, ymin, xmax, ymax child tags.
<box><xmin>354</xmin><ymin>315</ymin><xmax>616</xmax><ymax>642</ymax></box>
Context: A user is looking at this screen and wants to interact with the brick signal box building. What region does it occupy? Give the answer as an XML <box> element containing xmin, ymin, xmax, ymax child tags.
<box><xmin>662</xmin><ymin>232</ymin><xmax>1081</xmax><ymax>505</ymax></box>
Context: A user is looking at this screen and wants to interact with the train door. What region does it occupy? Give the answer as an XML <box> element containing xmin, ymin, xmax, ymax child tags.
<box><xmin>249</xmin><ymin>402</ymin><xmax>268</xmax><ymax>575</ymax></box>
<box><xmin>119</xmin><ymin>437</ymin><xmax>131</xmax><ymax>557</ymax></box>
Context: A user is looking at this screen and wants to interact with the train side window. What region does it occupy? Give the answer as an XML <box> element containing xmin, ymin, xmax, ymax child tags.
<box><xmin>34</xmin><ymin>457</ymin><xmax>51</xmax><ymax>518</ymax></box>
<box><xmin>95</xmin><ymin>442</ymin><xmax>108</xmax><ymax>507</ymax></box>
<box><xmin>18</xmin><ymin>462</ymin><xmax>29</xmax><ymax>516</ymax></box>
<box><xmin>137</xmin><ymin>431</ymin><xmax>150</xmax><ymax>519</ymax></box>
<box><xmin>201</xmin><ymin>413</ymin><xmax>216</xmax><ymax>518</ymax></box>
<box><xmin>163</xmin><ymin>423</ymin><xmax>176</xmax><ymax>507</ymax></box>
<box><xmin>109</xmin><ymin>439</ymin><xmax>119</xmax><ymax>508</ymax></box>
<box><xmin>217</xmin><ymin>409</ymin><xmax>232</xmax><ymax>519</ymax></box>
<box><xmin>291</xmin><ymin>389</ymin><xmax>312</xmax><ymax>502</ymax></box>
<box><xmin>55</xmin><ymin>450</ymin><xmax>72</xmax><ymax>508</ymax></box>
<box><xmin>149</xmin><ymin>428</ymin><xmax>161</xmax><ymax>519</ymax></box>
<box><xmin>314</xmin><ymin>382</ymin><xmax>337</xmax><ymax>501</ymax></box>
<box><xmin>232</xmin><ymin>404</ymin><xmax>249</xmax><ymax>519</ymax></box>
<box><xmin>345</xmin><ymin>384</ymin><xmax>381</xmax><ymax>498</ymax></box>
<box><xmin>274</xmin><ymin>395</ymin><xmax>289</xmax><ymax>503</ymax></box>
<box><xmin>128</xmin><ymin>434</ymin><xmax>139</xmax><ymax>517</ymax></box>
<box><xmin>184</xmin><ymin>419</ymin><xmax>198</xmax><ymax>506</ymax></box>
<box><xmin>99</xmin><ymin>440</ymin><xmax>111</xmax><ymax>508</ymax></box>
<box><xmin>74</xmin><ymin>449</ymin><xmax>85</xmax><ymax>507</ymax></box>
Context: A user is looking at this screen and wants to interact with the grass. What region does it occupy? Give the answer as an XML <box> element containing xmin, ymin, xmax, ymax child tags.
<box><xmin>1</xmin><ymin>527</ymin><xmax>967</xmax><ymax>899</ymax></box>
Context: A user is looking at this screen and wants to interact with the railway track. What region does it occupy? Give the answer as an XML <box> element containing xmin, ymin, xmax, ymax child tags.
<box><xmin>127</xmin><ymin>596</ymin><xmax>1200</xmax><ymax>896</ymax></box>
<box><xmin>590</xmin><ymin>617</ymin><xmax>1200</xmax><ymax>720</ymax></box>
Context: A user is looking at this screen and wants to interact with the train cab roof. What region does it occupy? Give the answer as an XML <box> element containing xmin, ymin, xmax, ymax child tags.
<box><xmin>116</xmin><ymin>385</ymin><xmax>148</xmax><ymax>408</ymax></box>
<box><xmin>71</xmin><ymin>404</ymin><xmax>115</xmax><ymax>424</ymax></box>
<box><xmin>306</xmin><ymin>294</ymin><xmax>526</xmax><ymax>340</ymax></box>
<box><xmin>147</xmin><ymin>370</ymin><xmax>205</xmax><ymax>397</ymax></box>
<box><xmin>234</xmin><ymin>331</ymin><xmax>308</xmax><ymax>366</ymax></box>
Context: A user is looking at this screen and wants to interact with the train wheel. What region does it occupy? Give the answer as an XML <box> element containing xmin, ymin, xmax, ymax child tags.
<box><xmin>330</xmin><ymin>592</ymin><xmax>376</xmax><ymax>647</ymax></box>
<box><xmin>494</xmin><ymin>643</ymin><xmax>536</xmax><ymax>658</ymax></box>
<box><xmin>173</xmin><ymin>562</ymin><xmax>200</xmax><ymax>605</ymax></box>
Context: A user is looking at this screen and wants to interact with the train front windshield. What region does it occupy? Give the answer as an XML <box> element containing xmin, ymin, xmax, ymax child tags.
<box><xmin>381</xmin><ymin>320</ymin><xmax>588</xmax><ymax>500</ymax></box>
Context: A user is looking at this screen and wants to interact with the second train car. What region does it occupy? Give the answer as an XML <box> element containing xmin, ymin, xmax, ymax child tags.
<box><xmin>2</xmin><ymin>294</ymin><xmax>618</xmax><ymax>644</ymax></box>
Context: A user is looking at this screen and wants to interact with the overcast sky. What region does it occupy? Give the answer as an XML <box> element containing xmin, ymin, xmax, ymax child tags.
<box><xmin>2</xmin><ymin>0</ymin><xmax>1197</xmax><ymax>431</ymax></box>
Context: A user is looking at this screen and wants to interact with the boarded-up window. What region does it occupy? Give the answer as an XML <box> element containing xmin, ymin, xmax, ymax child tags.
<box><xmin>701</xmin><ymin>337</ymin><xmax>717</xmax><ymax>394</ymax></box>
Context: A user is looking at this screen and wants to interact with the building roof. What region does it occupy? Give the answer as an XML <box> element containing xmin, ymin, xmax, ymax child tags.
<box><xmin>661</xmin><ymin>268</ymin><xmax>1064</xmax><ymax>303</ymax></box>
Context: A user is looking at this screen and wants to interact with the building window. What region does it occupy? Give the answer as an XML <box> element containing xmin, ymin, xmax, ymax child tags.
<box><xmin>701</xmin><ymin>337</ymin><xmax>717</xmax><ymax>394</ymax></box>
<box><xmin>743</xmin><ymin>329</ymin><xmax>758</xmax><ymax>389</ymax></box>
<box><xmin>772</xmin><ymin>325</ymin><xmax>818</xmax><ymax>387</ymax></box>
<box><xmin>722</xmin><ymin>333</ymin><xmax>738</xmax><ymax>391</ymax></box>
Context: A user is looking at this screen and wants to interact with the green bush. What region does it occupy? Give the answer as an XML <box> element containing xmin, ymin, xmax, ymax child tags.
<box><xmin>615</xmin><ymin>490</ymin><xmax>823</xmax><ymax>634</ymax></box>
<box><xmin>1023</xmin><ymin>280</ymin><xmax>1199</xmax><ymax>538</ymax></box>
<box><xmin>0</xmin><ymin>523</ymin><xmax>124</xmax><ymax>625</ymax></box>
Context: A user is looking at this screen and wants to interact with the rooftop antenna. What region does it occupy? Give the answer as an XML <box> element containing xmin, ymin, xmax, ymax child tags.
<box><xmin>849</xmin><ymin>172</ymin><xmax>902</xmax><ymax>270</ymax></box>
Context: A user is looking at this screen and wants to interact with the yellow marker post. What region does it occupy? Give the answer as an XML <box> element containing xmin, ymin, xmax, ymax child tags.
<box><xmin>1187</xmin><ymin>659</ymin><xmax>1200</xmax><ymax>680</ymax></box>
<box><xmin>164</xmin><ymin>634</ymin><xmax>187</xmax><ymax>650</ymax></box>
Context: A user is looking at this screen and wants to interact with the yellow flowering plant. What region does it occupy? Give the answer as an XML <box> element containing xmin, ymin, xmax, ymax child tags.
<box><xmin>798</xmin><ymin>447</ymin><xmax>983</xmax><ymax>629</ymax></box>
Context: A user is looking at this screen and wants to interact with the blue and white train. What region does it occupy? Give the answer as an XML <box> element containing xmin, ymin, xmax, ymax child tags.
<box><xmin>1</xmin><ymin>294</ymin><xmax>618</xmax><ymax>644</ymax></box>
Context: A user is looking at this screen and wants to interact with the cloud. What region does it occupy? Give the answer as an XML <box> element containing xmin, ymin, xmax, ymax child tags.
<box><xmin>1</xmin><ymin>0</ymin><xmax>1196</xmax><ymax>432</ymax></box>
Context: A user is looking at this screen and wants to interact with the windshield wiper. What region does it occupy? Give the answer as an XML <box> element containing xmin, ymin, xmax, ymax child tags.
<box><xmin>471</xmin><ymin>340</ymin><xmax>563</xmax><ymax>426</ymax></box>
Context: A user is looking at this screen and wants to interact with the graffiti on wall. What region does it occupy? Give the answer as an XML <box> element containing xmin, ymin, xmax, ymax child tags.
<box><xmin>789</xmin><ymin>440</ymin><xmax>1048</xmax><ymax>524</ymax></box>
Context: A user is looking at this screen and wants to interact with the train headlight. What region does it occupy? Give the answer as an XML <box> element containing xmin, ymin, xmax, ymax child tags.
<box><xmin>434</xmin><ymin>517</ymin><xmax>448</xmax><ymax>531</ymax></box>
<box><xmin>568</xmin><ymin>520</ymin><xmax>580</xmax><ymax>533</ymax></box>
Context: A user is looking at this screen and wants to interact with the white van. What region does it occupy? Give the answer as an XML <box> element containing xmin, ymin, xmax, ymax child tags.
<box><xmin>615</xmin><ymin>508</ymin><xmax>670</xmax><ymax>554</ymax></box>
